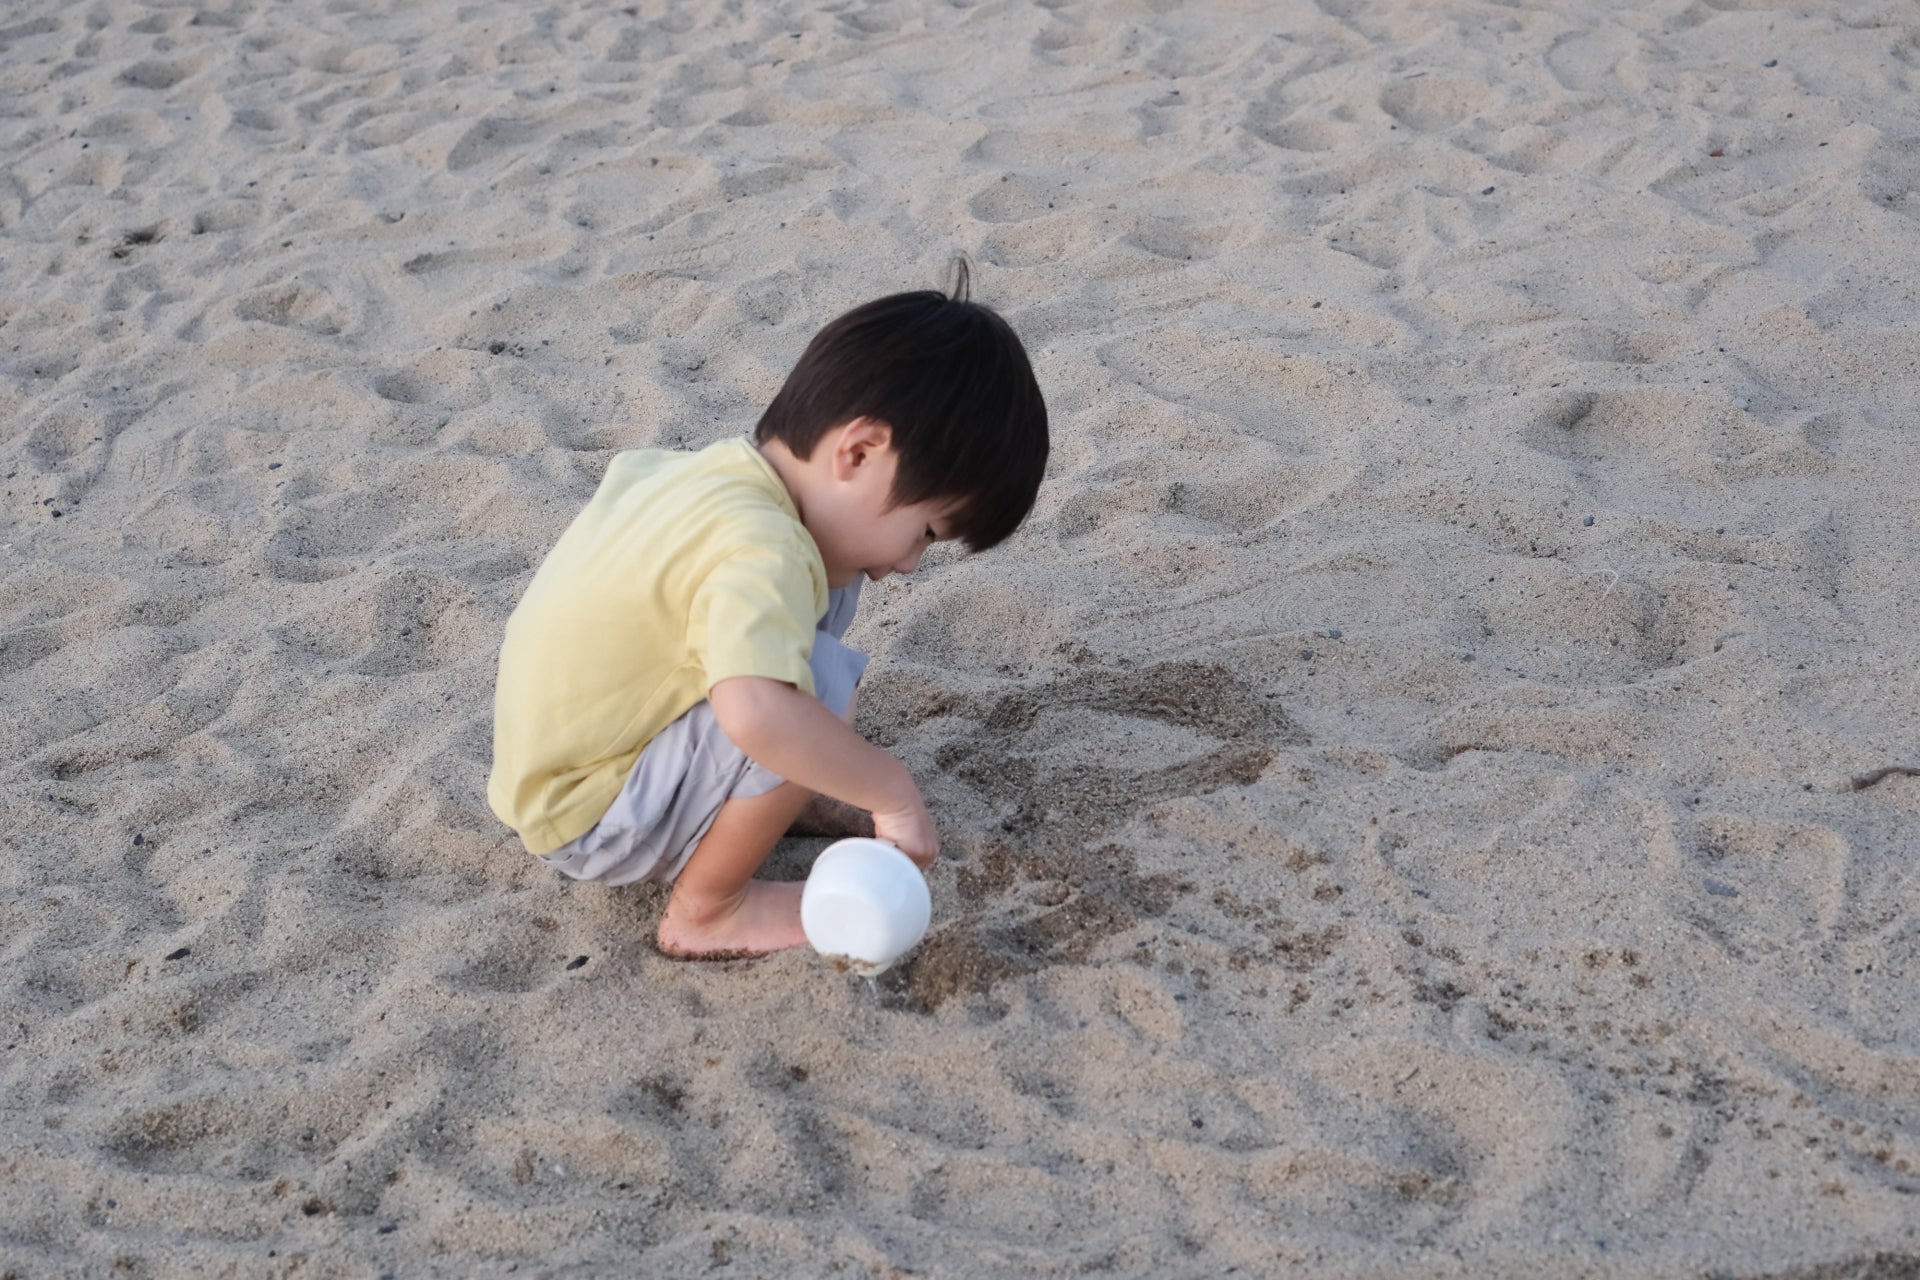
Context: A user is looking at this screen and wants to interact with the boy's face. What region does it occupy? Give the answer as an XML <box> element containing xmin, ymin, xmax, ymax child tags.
<box><xmin>809</xmin><ymin>418</ymin><xmax>959</xmax><ymax>589</ymax></box>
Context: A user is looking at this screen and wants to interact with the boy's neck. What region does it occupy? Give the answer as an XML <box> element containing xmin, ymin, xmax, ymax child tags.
<box><xmin>753</xmin><ymin>437</ymin><xmax>814</xmax><ymax>523</ymax></box>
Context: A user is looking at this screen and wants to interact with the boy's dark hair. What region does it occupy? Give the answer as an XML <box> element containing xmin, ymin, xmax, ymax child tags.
<box><xmin>753</xmin><ymin>258</ymin><xmax>1048</xmax><ymax>552</ymax></box>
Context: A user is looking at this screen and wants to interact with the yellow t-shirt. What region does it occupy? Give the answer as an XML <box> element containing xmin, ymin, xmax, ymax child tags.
<box><xmin>488</xmin><ymin>437</ymin><xmax>828</xmax><ymax>855</ymax></box>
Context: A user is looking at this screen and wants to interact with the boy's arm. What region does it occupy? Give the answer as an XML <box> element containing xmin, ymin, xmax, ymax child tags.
<box><xmin>708</xmin><ymin>675</ymin><xmax>939</xmax><ymax>864</ymax></box>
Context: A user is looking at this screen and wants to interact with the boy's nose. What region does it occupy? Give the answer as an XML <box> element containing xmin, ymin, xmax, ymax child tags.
<box><xmin>894</xmin><ymin>547</ymin><xmax>924</xmax><ymax>576</ymax></box>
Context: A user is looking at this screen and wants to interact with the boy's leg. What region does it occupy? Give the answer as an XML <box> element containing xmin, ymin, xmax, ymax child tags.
<box><xmin>786</xmin><ymin>685</ymin><xmax>874</xmax><ymax>839</ymax></box>
<box><xmin>658</xmin><ymin>780</ymin><xmax>814</xmax><ymax>957</ymax></box>
<box><xmin>657</xmin><ymin>687</ymin><xmax>863</xmax><ymax>958</ymax></box>
<box><xmin>785</xmin><ymin>592</ymin><xmax>870</xmax><ymax>840</ymax></box>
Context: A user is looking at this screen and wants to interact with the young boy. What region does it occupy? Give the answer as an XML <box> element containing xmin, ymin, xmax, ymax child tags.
<box><xmin>488</xmin><ymin>264</ymin><xmax>1049</xmax><ymax>959</ymax></box>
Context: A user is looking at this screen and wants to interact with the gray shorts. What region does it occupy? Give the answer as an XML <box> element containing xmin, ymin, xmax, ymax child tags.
<box><xmin>537</xmin><ymin>580</ymin><xmax>869</xmax><ymax>887</ymax></box>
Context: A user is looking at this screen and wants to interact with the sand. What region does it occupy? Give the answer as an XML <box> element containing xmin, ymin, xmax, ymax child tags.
<box><xmin>3</xmin><ymin>0</ymin><xmax>1919</xmax><ymax>1274</ymax></box>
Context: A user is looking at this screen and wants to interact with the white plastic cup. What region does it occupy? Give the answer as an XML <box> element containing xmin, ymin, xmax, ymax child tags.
<box><xmin>801</xmin><ymin>838</ymin><xmax>932</xmax><ymax>975</ymax></box>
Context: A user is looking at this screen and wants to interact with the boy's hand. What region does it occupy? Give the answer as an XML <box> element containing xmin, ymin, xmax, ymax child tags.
<box><xmin>872</xmin><ymin>796</ymin><xmax>939</xmax><ymax>869</ymax></box>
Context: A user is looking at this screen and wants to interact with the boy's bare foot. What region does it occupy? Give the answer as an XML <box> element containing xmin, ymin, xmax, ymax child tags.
<box><xmin>656</xmin><ymin>879</ymin><xmax>808</xmax><ymax>959</ymax></box>
<box><xmin>786</xmin><ymin>793</ymin><xmax>875</xmax><ymax>839</ymax></box>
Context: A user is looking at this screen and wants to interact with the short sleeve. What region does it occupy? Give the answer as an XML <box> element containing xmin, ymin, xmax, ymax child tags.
<box><xmin>689</xmin><ymin>545</ymin><xmax>819</xmax><ymax>696</ymax></box>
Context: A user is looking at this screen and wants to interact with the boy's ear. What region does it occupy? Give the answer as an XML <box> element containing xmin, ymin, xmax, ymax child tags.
<box><xmin>830</xmin><ymin>416</ymin><xmax>895</xmax><ymax>479</ymax></box>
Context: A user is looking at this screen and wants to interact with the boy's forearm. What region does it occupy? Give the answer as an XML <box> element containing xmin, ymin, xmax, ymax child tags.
<box><xmin>709</xmin><ymin>676</ymin><xmax>918</xmax><ymax>815</ymax></box>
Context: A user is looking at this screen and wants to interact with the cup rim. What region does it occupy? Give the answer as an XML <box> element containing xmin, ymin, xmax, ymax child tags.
<box><xmin>817</xmin><ymin>837</ymin><xmax>922</xmax><ymax>877</ymax></box>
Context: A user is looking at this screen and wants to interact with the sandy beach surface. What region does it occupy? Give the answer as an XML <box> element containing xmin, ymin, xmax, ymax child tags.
<box><xmin>4</xmin><ymin>0</ymin><xmax>1919</xmax><ymax>1275</ymax></box>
